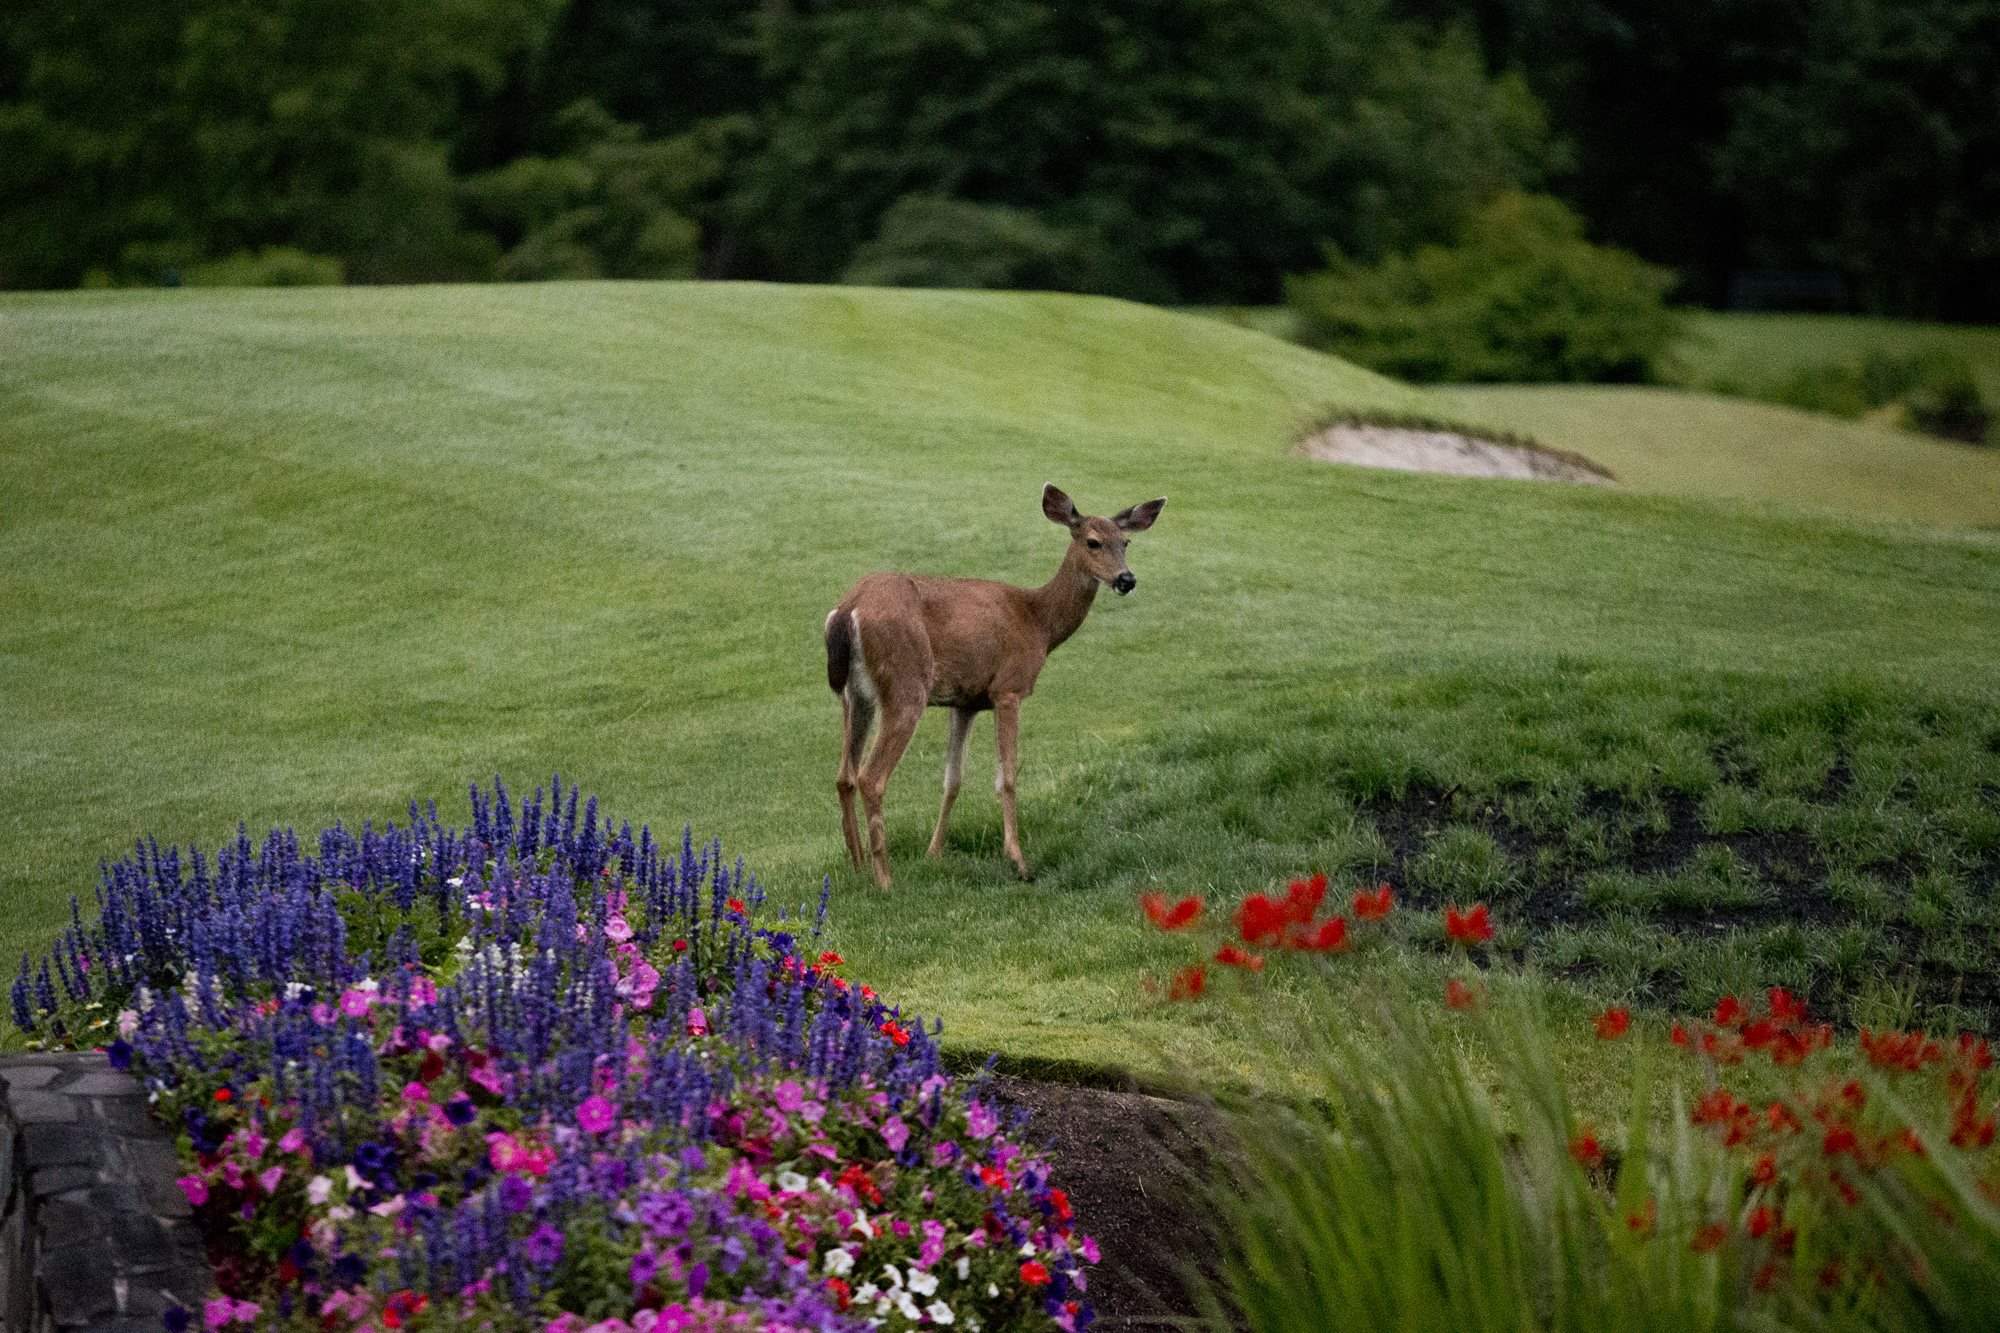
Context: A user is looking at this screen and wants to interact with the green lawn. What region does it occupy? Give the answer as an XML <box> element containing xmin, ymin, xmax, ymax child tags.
<box><xmin>1427</xmin><ymin>384</ymin><xmax>2000</xmax><ymax>528</ymax></box>
<box><xmin>5</xmin><ymin>283</ymin><xmax>1999</xmax><ymax>1102</ymax></box>
<box><xmin>1673</xmin><ymin>310</ymin><xmax>2000</xmax><ymax>404</ymax></box>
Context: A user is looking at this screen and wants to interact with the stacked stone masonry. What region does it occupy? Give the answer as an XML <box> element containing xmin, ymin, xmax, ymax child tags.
<box><xmin>0</xmin><ymin>1054</ymin><xmax>209</xmax><ymax>1333</ymax></box>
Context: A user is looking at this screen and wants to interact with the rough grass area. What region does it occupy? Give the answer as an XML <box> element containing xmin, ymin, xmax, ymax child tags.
<box><xmin>1672</xmin><ymin>311</ymin><xmax>2000</xmax><ymax>405</ymax></box>
<box><xmin>5</xmin><ymin>282</ymin><xmax>2000</xmax><ymax>1104</ymax></box>
<box><xmin>1428</xmin><ymin>385</ymin><xmax>2000</xmax><ymax>529</ymax></box>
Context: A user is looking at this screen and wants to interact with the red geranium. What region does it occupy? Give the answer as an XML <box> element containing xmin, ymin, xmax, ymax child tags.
<box><xmin>1140</xmin><ymin>893</ymin><xmax>1204</xmax><ymax>931</ymax></box>
<box><xmin>1166</xmin><ymin>964</ymin><xmax>1207</xmax><ymax>1001</ymax></box>
<box><xmin>1020</xmin><ymin>1261</ymin><xmax>1051</xmax><ymax>1288</ymax></box>
<box><xmin>1234</xmin><ymin>893</ymin><xmax>1290</xmax><ymax>946</ymax></box>
<box><xmin>1214</xmin><ymin>944</ymin><xmax>1266</xmax><ymax>972</ymax></box>
<box><xmin>1443</xmin><ymin>903</ymin><xmax>1493</xmax><ymax>945</ymax></box>
<box><xmin>1296</xmin><ymin>917</ymin><xmax>1349</xmax><ymax>953</ymax></box>
<box><xmin>1594</xmin><ymin>1007</ymin><xmax>1631</xmax><ymax>1040</ymax></box>
<box><xmin>1352</xmin><ymin>884</ymin><xmax>1394</xmax><ymax>921</ymax></box>
<box><xmin>1444</xmin><ymin>978</ymin><xmax>1483</xmax><ymax>1011</ymax></box>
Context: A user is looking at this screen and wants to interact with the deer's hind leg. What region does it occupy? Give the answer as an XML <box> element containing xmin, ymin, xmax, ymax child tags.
<box><xmin>859</xmin><ymin>692</ymin><xmax>923</xmax><ymax>890</ymax></box>
<box><xmin>835</xmin><ymin>689</ymin><xmax>874</xmax><ymax>869</ymax></box>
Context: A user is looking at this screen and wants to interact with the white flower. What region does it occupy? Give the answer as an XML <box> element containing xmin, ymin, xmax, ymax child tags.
<box><xmin>851</xmin><ymin>1212</ymin><xmax>876</xmax><ymax>1239</ymax></box>
<box><xmin>1018</xmin><ymin>1244</ymin><xmax>1037</xmax><ymax>1258</ymax></box>
<box><xmin>854</xmin><ymin>1284</ymin><xmax>879</xmax><ymax>1303</ymax></box>
<box><xmin>895</xmin><ymin>1293</ymin><xmax>923</xmax><ymax>1322</ymax></box>
<box><xmin>926</xmin><ymin>1301</ymin><xmax>955</xmax><ymax>1325</ymax></box>
<box><xmin>880</xmin><ymin>1263</ymin><xmax>903</xmax><ymax>1289</ymax></box>
<box><xmin>823</xmin><ymin>1248</ymin><xmax>854</xmax><ymax>1277</ymax></box>
<box><xmin>954</xmin><ymin>1257</ymin><xmax>970</xmax><ymax>1281</ymax></box>
<box><xmin>907</xmin><ymin>1269</ymin><xmax>938</xmax><ymax>1297</ymax></box>
<box><xmin>344</xmin><ymin>1165</ymin><xmax>367</xmax><ymax>1192</ymax></box>
<box><xmin>306</xmin><ymin>1175</ymin><xmax>333</xmax><ymax>1205</ymax></box>
<box><xmin>777</xmin><ymin>1171</ymin><xmax>808</xmax><ymax>1193</ymax></box>
<box><xmin>986</xmin><ymin>1284</ymin><xmax>999</xmax><ymax>1298</ymax></box>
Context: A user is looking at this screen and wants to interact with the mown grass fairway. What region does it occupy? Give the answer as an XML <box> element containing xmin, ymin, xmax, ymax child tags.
<box><xmin>5</xmin><ymin>283</ymin><xmax>1999</xmax><ymax>1096</ymax></box>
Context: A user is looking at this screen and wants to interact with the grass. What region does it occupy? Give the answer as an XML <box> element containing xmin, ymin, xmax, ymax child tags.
<box><xmin>1671</xmin><ymin>311</ymin><xmax>2000</xmax><ymax>405</ymax></box>
<box><xmin>1427</xmin><ymin>386</ymin><xmax>2000</xmax><ymax>528</ymax></box>
<box><xmin>5</xmin><ymin>282</ymin><xmax>2000</xmax><ymax>1105</ymax></box>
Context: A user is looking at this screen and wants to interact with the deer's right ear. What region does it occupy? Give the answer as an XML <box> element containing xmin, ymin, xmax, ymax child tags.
<box><xmin>1041</xmin><ymin>483</ymin><xmax>1080</xmax><ymax>530</ymax></box>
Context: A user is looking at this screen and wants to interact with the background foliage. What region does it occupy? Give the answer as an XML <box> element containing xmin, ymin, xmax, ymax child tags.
<box><xmin>5</xmin><ymin>0</ymin><xmax>1996</xmax><ymax>319</ymax></box>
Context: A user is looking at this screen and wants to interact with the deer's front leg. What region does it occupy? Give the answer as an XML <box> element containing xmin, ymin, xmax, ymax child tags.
<box><xmin>927</xmin><ymin>706</ymin><xmax>975</xmax><ymax>858</ymax></box>
<box><xmin>992</xmin><ymin>695</ymin><xmax>1031</xmax><ymax>880</ymax></box>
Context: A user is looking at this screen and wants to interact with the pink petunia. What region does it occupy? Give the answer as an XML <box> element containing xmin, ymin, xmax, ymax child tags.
<box><xmin>338</xmin><ymin>988</ymin><xmax>372</xmax><ymax>1019</ymax></box>
<box><xmin>604</xmin><ymin>915</ymin><xmax>634</xmax><ymax>944</ymax></box>
<box><xmin>258</xmin><ymin>1166</ymin><xmax>284</xmax><ymax>1195</ymax></box>
<box><xmin>686</xmin><ymin>1007</ymin><xmax>708</xmax><ymax>1037</ymax></box>
<box><xmin>882</xmin><ymin>1116</ymin><xmax>910</xmax><ymax>1153</ymax></box>
<box><xmin>176</xmin><ymin>1175</ymin><xmax>209</xmax><ymax>1207</ymax></box>
<box><xmin>577</xmin><ymin>1095</ymin><xmax>617</xmax><ymax>1135</ymax></box>
<box><xmin>278</xmin><ymin>1127</ymin><xmax>308</xmax><ymax>1156</ymax></box>
<box><xmin>967</xmin><ymin>1101</ymin><xmax>999</xmax><ymax>1140</ymax></box>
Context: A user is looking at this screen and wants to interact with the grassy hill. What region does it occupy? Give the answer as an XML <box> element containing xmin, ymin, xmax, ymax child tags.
<box><xmin>1428</xmin><ymin>384</ymin><xmax>2000</xmax><ymax>528</ymax></box>
<box><xmin>5</xmin><ymin>282</ymin><xmax>1999</xmax><ymax>1094</ymax></box>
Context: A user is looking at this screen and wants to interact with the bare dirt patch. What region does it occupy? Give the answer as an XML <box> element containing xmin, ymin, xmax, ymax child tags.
<box><xmin>1299</xmin><ymin>422</ymin><xmax>1616</xmax><ymax>485</ymax></box>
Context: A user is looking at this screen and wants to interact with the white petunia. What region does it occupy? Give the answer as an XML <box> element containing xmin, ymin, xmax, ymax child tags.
<box><xmin>855</xmin><ymin>1284</ymin><xmax>879</xmax><ymax>1303</ymax></box>
<box><xmin>954</xmin><ymin>1257</ymin><xmax>970</xmax><ymax>1280</ymax></box>
<box><xmin>880</xmin><ymin>1263</ymin><xmax>903</xmax><ymax>1288</ymax></box>
<box><xmin>896</xmin><ymin>1293</ymin><xmax>923</xmax><ymax>1322</ymax></box>
<box><xmin>926</xmin><ymin>1301</ymin><xmax>955</xmax><ymax>1325</ymax></box>
<box><xmin>986</xmin><ymin>1284</ymin><xmax>999</xmax><ymax>1298</ymax></box>
<box><xmin>777</xmin><ymin>1171</ymin><xmax>809</xmax><ymax>1193</ymax></box>
<box><xmin>907</xmin><ymin>1269</ymin><xmax>938</xmax><ymax>1297</ymax></box>
<box><xmin>823</xmin><ymin>1248</ymin><xmax>854</xmax><ymax>1277</ymax></box>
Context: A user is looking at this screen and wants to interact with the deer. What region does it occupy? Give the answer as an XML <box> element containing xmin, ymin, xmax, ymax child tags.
<box><xmin>824</xmin><ymin>484</ymin><xmax>1166</xmax><ymax>889</ymax></box>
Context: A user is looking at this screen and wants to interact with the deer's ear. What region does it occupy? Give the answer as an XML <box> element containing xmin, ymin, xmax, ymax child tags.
<box><xmin>1042</xmin><ymin>483</ymin><xmax>1080</xmax><ymax>530</ymax></box>
<box><xmin>1113</xmin><ymin>497</ymin><xmax>1166</xmax><ymax>533</ymax></box>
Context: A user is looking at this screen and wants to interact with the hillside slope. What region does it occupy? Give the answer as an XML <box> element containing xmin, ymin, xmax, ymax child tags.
<box><xmin>5</xmin><ymin>282</ymin><xmax>1999</xmax><ymax>1077</ymax></box>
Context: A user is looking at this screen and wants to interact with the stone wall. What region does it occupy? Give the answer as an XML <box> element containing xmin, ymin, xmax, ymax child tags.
<box><xmin>0</xmin><ymin>1054</ymin><xmax>210</xmax><ymax>1333</ymax></box>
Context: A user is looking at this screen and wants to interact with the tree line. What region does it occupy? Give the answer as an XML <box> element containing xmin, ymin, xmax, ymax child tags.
<box><xmin>3</xmin><ymin>0</ymin><xmax>1995</xmax><ymax>319</ymax></box>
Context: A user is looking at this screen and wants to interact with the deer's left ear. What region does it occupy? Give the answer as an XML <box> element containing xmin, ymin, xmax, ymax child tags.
<box><xmin>1113</xmin><ymin>497</ymin><xmax>1166</xmax><ymax>533</ymax></box>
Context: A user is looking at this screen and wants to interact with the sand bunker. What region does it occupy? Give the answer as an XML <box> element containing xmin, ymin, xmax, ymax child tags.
<box><xmin>1300</xmin><ymin>423</ymin><xmax>1615</xmax><ymax>485</ymax></box>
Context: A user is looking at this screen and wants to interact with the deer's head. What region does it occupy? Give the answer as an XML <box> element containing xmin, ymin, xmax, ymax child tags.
<box><xmin>1042</xmin><ymin>484</ymin><xmax>1166</xmax><ymax>595</ymax></box>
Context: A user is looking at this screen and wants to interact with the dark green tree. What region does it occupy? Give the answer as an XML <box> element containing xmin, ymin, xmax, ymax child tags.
<box><xmin>728</xmin><ymin>0</ymin><xmax>1552</xmax><ymax>302</ymax></box>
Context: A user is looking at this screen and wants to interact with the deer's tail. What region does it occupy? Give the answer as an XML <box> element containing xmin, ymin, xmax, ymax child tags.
<box><xmin>824</xmin><ymin>609</ymin><xmax>854</xmax><ymax>695</ymax></box>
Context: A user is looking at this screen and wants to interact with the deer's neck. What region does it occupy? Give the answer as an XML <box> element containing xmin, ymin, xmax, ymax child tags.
<box><xmin>1027</xmin><ymin>545</ymin><xmax>1100</xmax><ymax>651</ymax></box>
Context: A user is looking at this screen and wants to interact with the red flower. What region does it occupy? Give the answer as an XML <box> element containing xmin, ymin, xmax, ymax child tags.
<box><xmin>1046</xmin><ymin>1187</ymin><xmax>1073</xmax><ymax>1222</ymax></box>
<box><xmin>1166</xmin><ymin>964</ymin><xmax>1207</xmax><ymax>1001</ymax></box>
<box><xmin>725</xmin><ymin>897</ymin><xmax>748</xmax><ymax>916</ymax></box>
<box><xmin>1669</xmin><ymin>1023</ymin><xmax>1691</xmax><ymax>1047</ymax></box>
<box><xmin>1767</xmin><ymin>987</ymin><xmax>1806</xmax><ymax>1025</ymax></box>
<box><xmin>1352</xmin><ymin>884</ymin><xmax>1394</xmax><ymax>921</ymax></box>
<box><xmin>1214</xmin><ymin>944</ymin><xmax>1265</xmax><ymax>972</ymax></box>
<box><xmin>1766</xmin><ymin>1101</ymin><xmax>1802</xmax><ymax>1134</ymax></box>
<box><xmin>1234</xmin><ymin>894</ymin><xmax>1289</xmax><ymax>946</ymax></box>
<box><xmin>1749</xmin><ymin>1154</ymin><xmax>1777</xmax><ymax>1187</ymax></box>
<box><xmin>1297</xmin><ymin>917</ymin><xmax>1349</xmax><ymax>953</ymax></box>
<box><xmin>1747</xmin><ymin>1206</ymin><xmax>1777</xmax><ymax>1239</ymax></box>
<box><xmin>1594</xmin><ymin>1007</ymin><xmax>1631</xmax><ymax>1040</ymax></box>
<box><xmin>878</xmin><ymin>1019</ymin><xmax>911</xmax><ymax>1047</ymax></box>
<box><xmin>1625</xmin><ymin>1199</ymin><xmax>1657</xmax><ymax>1236</ymax></box>
<box><xmin>819</xmin><ymin>950</ymin><xmax>845</xmax><ymax>967</ymax></box>
<box><xmin>1444</xmin><ymin>978</ymin><xmax>1483</xmax><ymax>1011</ymax></box>
<box><xmin>825</xmin><ymin>1277</ymin><xmax>852</xmax><ymax>1309</ymax></box>
<box><xmin>1140</xmin><ymin>893</ymin><xmax>1204</xmax><ymax>931</ymax></box>
<box><xmin>1283</xmin><ymin>873</ymin><xmax>1328</xmax><ymax>924</ymax></box>
<box><xmin>1569</xmin><ymin>1129</ymin><xmax>1605</xmax><ymax>1170</ymax></box>
<box><xmin>978</xmin><ymin>1165</ymin><xmax>1009</xmax><ymax>1190</ymax></box>
<box><xmin>1713</xmin><ymin>995</ymin><xmax>1744</xmax><ymax>1028</ymax></box>
<box><xmin>1691</xmin><ymin>1223</ymin><xmax>1728</xmax><ymax>1253</ymax></box>
<box><xmin>213</xmin><ymin>1088</ymin><xmax>233</xmax><ymax>1103</ymax></box>
<box><xmin>1443</xmin><ymin>903</ymin><xmax>1493</xmax><ymax>945</ymax></box>
<box><xmin>1020</xmin><ymin>1261</ymin><xmax>1051</xmax><ymax>1287</ymax></box>
<box><xmin>672</xmin><ymin>938</ymin><xmax>689</xmax><ymax>954</ymax></box>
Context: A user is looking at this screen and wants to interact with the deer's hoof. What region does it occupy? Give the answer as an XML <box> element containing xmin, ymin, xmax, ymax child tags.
<box><xmin>1011</xmin><ymin>859</ymin><xmax>1034</xmax><ymax>882</ymax></box>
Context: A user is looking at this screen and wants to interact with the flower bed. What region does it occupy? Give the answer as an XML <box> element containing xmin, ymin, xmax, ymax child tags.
<box><xmin>10</xmin><ymin>779</ymin><xmax>1095</xmax><ymax>1333</ymax></box>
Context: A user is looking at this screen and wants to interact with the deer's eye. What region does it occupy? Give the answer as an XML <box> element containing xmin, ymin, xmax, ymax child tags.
<box><xmin>1086</xmin><ymin>538</ymin><xmax>1102</xmax><ymax>550</ymax></box>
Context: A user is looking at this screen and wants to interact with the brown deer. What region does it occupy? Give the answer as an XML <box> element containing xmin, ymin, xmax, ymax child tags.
<box><xmin>824</xmin><ymin>484</ymin><xmax>1166</xmax><ymax>888</ymax></box>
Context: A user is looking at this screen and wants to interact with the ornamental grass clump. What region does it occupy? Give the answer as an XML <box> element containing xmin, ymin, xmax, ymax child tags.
<box><xmin>1143</xmin><ymin>887</ymin><xmax>2000</xmax><ymax>1331</ymax></box>
<box><xmin>11</xmin><ymin>778</ymin><xmax>1096</xmax><ymax>1333</ymax></box>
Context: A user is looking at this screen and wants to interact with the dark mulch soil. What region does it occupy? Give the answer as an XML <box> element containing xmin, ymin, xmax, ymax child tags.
<box><xmin>987</xmin><ymin>1075</ymin><xmax>1229</xmax><ymax>1330</ymax></box>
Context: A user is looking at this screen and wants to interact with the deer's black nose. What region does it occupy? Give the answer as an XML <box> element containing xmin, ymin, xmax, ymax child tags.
<box><xmin>1112</xmin><ymin>571</ymin><xmax>1136</xmax><ymax>595</ymax></box>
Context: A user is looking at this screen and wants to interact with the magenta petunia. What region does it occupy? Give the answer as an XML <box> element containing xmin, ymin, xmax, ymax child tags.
<box><xmin>577</xmin><ymin>1094</ymin><xmax>617</xmax><ymax>1134</ymax></box>
<box><xmin>176</xmin><ymin>1175</ymin><xmax>209</xmax><ymax>1207</ymax></box>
